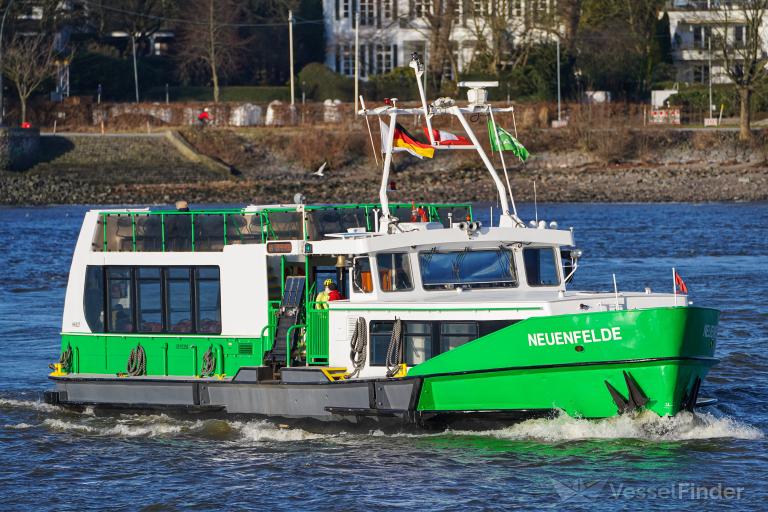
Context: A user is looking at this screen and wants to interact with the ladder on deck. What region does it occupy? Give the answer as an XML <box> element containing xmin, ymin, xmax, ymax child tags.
<box><xmin>264</xmin><ymin>276</ymin><xmax>305</xmax><ymax>369</ymax></box>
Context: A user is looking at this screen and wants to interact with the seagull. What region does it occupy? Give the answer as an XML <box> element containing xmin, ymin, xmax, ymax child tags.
<box><xmin>312</xmin><ymin>161</ymin><xmax>327</xmax><ymax>177</ymax></box>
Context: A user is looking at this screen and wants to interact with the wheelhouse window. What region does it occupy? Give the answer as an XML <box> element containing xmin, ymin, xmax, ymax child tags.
<box><xmin>419</xmin><ymin>247</ymin><xmax>517</xmax><ymax>290</ymax></box>
<box><xmin>137</xmin><ymin>267</ymin><xmax>162</xmax><ymax>332</ymax></box>
<box><xmin>107</xmin><ymin>267</ymin><xmax>133</xmax><ymax>333</ymax></box>
<box><xmin>377</xmin><ymin>253</ymin><xmax>413</xmax><ymax>292</ymax></box>
<box><xmin>523</xmin><ymin>247</ymin><xmax>560</xmax><ymax>286</ymax></box>
<box><xmin>352</xmin><ymin>257</ymin><xmax>373</xmax><ymax>293</ymax></box>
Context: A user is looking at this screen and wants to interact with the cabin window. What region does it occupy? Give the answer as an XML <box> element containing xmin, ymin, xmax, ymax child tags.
<box><xmin>523</xmin><ymin>248</ymin><xmax>560</xmax><ymax>286</ymax></box>
<box><xmin>369</xmin><ymin>321</ymin><xmax>432</xmax><ymax>366</ymax></box>
<box><xmin>352</xmin><ymin>257</ymin><xmax>373</xmax><ymax>293</ymax></box>
<box><xmin>83</xmin><ymin>266</ymin><xmax>220</xmax><ymax>334</ymax></box>
<box><xmin>167</xmin><ymin>267</ymin><xmax>193</xmax><ymax>333</ymax></box>
<box><xmin>83</xmin><ymin>266</ymin><xmax>104</xmax><ymax>332</ymax></box>
<box><xmin>419</xmin><ymin>247</ymin><xmax>517</xmax><ymax>290</ymax></box>
<box><xmin>107</xmin><ymin>267</ymin><xmax>133</xmax><ymax>333</ymax></box>
<box><xmin>404</xmin><ymin>322</ymin><xmax>432</xmax><ymax>365</ymax></box>
<box><xmin>196</xmin><ymin>267</ymin><xmax>221</xmax><ymax>333</ymax></box>
<box><xmin>370</xmin><ymin>322</ymin><xmax>393</xmax><ymax>365</ymax></box>
<box><xmin>440</xmin><ymin>322</ymin><xmax>478</xmax><ymax>352</ymax></box>
<box><xmin>137</xmin><ymin>267</ymin><xmax>163</xmax><ymax>332</ymax></box>
<box><xmin>377</xmin><ymin>253</ymin><xmax>413</xmax><ymax>292</ymax></box>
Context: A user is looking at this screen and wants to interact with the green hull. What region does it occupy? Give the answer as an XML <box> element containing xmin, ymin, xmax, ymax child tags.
<box><xmin>409</xmin><ymin>307</ymin><xmax>719</xmax><ymax>418</ymax></box>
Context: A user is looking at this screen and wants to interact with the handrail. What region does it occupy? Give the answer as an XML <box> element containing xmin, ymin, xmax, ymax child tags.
<box><xmin>97</xmin><ymin>203</ymin><xmax>473</xmax><ymax>252</ymax></box>
<box><xmin>284</xmin><ymin>324</ymin><xmax>306</xmax><ymax>368</ymax></box>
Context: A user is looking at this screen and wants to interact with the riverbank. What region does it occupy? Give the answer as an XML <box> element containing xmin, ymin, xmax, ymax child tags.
<box><xmin>1</xmin><ymin>127</ymin><xmax>767</xmax><ymax>204</ymax></box>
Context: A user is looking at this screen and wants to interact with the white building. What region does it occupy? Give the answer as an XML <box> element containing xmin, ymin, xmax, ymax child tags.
<box><xmin>322</xmin><ymin>0</ymin><xmax>558</xmax><ymax>78</ymax></box>
<box><xmin>667</xmin><ymin>0</ymin><xmax>766</xmax><ymax>85</ymax></box>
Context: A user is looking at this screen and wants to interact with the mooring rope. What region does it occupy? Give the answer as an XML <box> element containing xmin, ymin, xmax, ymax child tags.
<box><xmin>126</xmin><ymin>345</ymin><xmax>146</xmax><ymax>376</ymax></box>
<box><xmin>385</xmin><ymin>318</ymin><xmax>404</xmax><ymax>378</ymax></box>
<box><xmin>347</xmin><ymin>317</ymin><xmax>368</xmax><ymax>379</ymax></box>
<box><xmin>49</xmin><ymin>345</ymin><xmax>72</xmax><ymax>371</ymax></box>
<box><xmin>201</xmin><ymin>346</ymin><xmax>216</xmax><ymax>377</ymax></box>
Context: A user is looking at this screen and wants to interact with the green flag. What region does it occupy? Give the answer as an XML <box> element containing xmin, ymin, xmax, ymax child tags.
<box><xmin>487</xmin><ymin>120</ymin><xmax>529</xmax><ymax>162</ymax></box>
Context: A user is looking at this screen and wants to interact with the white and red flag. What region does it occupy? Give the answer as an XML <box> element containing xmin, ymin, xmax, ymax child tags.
<box><xmin>423</xmin><ymin>127</ymin><xmax>471</xmax><ymax>146</ymax></box>
<box><xmin>674</xmin><ymin>270</ymin><xmax>688</xmax><ymax>294</ymax></box>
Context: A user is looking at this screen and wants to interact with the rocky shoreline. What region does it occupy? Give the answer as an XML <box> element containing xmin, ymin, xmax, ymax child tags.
<box><xmin>1</xmin><ymin>129</ymin><xmax>767</xmax><ymax>205</ymax></box>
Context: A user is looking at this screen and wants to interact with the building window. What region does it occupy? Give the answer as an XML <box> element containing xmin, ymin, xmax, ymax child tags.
<box><xmin>414</xmin><ymin>0</ymin><xmax>432</xmax><ymax>18</ymax></box>
<box><xmin>734</xmin><ymin>25</ymin><xmax>746</xmax><ymax>48</ymax></box>
<box><xmin>383</xmin><ymin>0</ymin><xmax>393</xmax><ymax>20</ymax></box>
<box><xmin>339</xmin><ymin>44</ymin><xmax>354</xmax><ymax>76</ymax></box>
<box><xmin>511</xmin><ymin>0</ymin><xmax>522</xmax><ymax>17</ymax></box>
<box><xmin>376</xmin><ymin>44</ymin><xmax>393</xmax><ymax>74</ymax></box>
<box><xmin>377</xmin><ymin>253</ymin><xmax>413</xmax><ymax>291</ymax></box>
<box><xmin>693</xmin><ymin>64</ymin><xmax>709</xmax><ymax>84</ymax></box>
<box><xmin>523</xmin><ymin>248</ymin><xmax>560</xmax><ymax>286</ymax></box>
<box><xmin>342</xmin><ymin>0</ymin><xmax>351</xmax><ymax>18</ymax></box>
<box><xmin>360</xmin><ymin>0</ymin><xmax>375</xmax><ymax>25</ymax></box>
<box><xmin>693</xmin><ymin>25</ymin><xmax>711</xmax><ymax>49</ymax></box>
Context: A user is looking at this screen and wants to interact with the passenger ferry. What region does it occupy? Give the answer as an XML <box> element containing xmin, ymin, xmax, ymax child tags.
<box><xmin>45</xmin><ymin>56</ymin><xmax>719</xmax><ymax>428</ymax></box>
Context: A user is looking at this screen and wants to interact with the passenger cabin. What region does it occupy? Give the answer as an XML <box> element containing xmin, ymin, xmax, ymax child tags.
<box><xmin>61</xmin><ymin>203</ymin><xmax>594</xmax><ymax>380</ymax></box>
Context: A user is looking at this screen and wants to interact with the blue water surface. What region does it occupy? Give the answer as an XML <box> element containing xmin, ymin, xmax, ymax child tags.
<box><xmin>0</xmin><ymin>203</ymin><xmax>766</xmax><ymax>511</ymax></box>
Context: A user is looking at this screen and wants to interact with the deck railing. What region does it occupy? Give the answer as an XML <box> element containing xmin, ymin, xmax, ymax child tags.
<box><xmin>93</xmin><ymin>203</ymin><xmax>473</xmax><ymax>252</ymax></box>
<box><xmin>306</xmin><ymin>305</ymin><xmax>330</xmax><ymax>365</ymax></box>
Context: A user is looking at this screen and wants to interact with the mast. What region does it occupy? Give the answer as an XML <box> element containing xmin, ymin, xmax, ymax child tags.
<box><xmin>361</xmin><ymin>54</ymin><xmax>525</xmax><ymax>229</ymax></box>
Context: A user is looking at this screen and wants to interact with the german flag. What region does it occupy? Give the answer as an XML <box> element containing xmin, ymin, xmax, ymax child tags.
<box><xmin>380</xmin><ymin>121</ymin><xmax>435</xmax><ymax>159</ymax></box>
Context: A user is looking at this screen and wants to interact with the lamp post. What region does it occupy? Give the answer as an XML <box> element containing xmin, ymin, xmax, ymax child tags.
<box><xmin>0</xmin><ymin>0</ymin><xmax>15</xmax><ymax>126</ymax></box>
<box><xmin>288</xmin><ymin>9</ymin><xmax>295</xmax><ymax>106</ymax></box>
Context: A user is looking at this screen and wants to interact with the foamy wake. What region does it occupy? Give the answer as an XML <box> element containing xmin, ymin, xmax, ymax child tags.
<box><xmin>450</xmin><ymin>410</ymin><xmax>764</xmax><ymax>442</ymax></box>
<box><xmin>34</xmin><ymin>415</ymin><xmax>326</xmax><ymax>442</ymax></box>
<box><xmin>0</xmin><ymin>398</ymin><xmax>59</xmax><ymax>414</ymax></box>
<box><xmin>231</xmin><ymin>420</ymin><xmax>329</xmax><ymax>443</ymax></box>
<box><xmin>42</xmin><ymin>415</ymin><xmax>188</xmax><ymax>438</ymax></box>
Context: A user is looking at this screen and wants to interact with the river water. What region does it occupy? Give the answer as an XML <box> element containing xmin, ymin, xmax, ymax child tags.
<box><xmin>0</xmin><ymin>203</ymin><xmax>766</xmax><ymax>511</ymax></box>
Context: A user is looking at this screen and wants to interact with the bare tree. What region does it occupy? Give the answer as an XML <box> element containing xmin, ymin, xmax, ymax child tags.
<box><xmin>89</xmin><ymin>0</ymin><xmax>178</xmax><ymax>102</ymax></box>
<box><xmin>1</xmin><ymin>34</ymin><xmax>58</xmax><ymax>124</ymax></box>
<box><xmin>175</xmin><ymin>0</ymin><xmax>248</xmax><ymax>103</ymax></box>
<box><xmin>465</xmin><ymin>0</ymin><xmax>558</xmax><ymax>74</ymax></box>
<box><xmin>424</xmin><ymin>0</ymin><xmax>458</xmax><ymax>89</ymax></box>
<box><xmin>712</xmin><ymin>0</ymin><xmax>768</xmax><ymax>140</ymax></box>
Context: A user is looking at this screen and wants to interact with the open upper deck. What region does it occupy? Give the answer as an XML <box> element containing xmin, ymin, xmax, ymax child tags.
<box><xmin>91</xmin><ymin>203</ymin><xmax>473</xmax><ymax>253</ymax></box>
